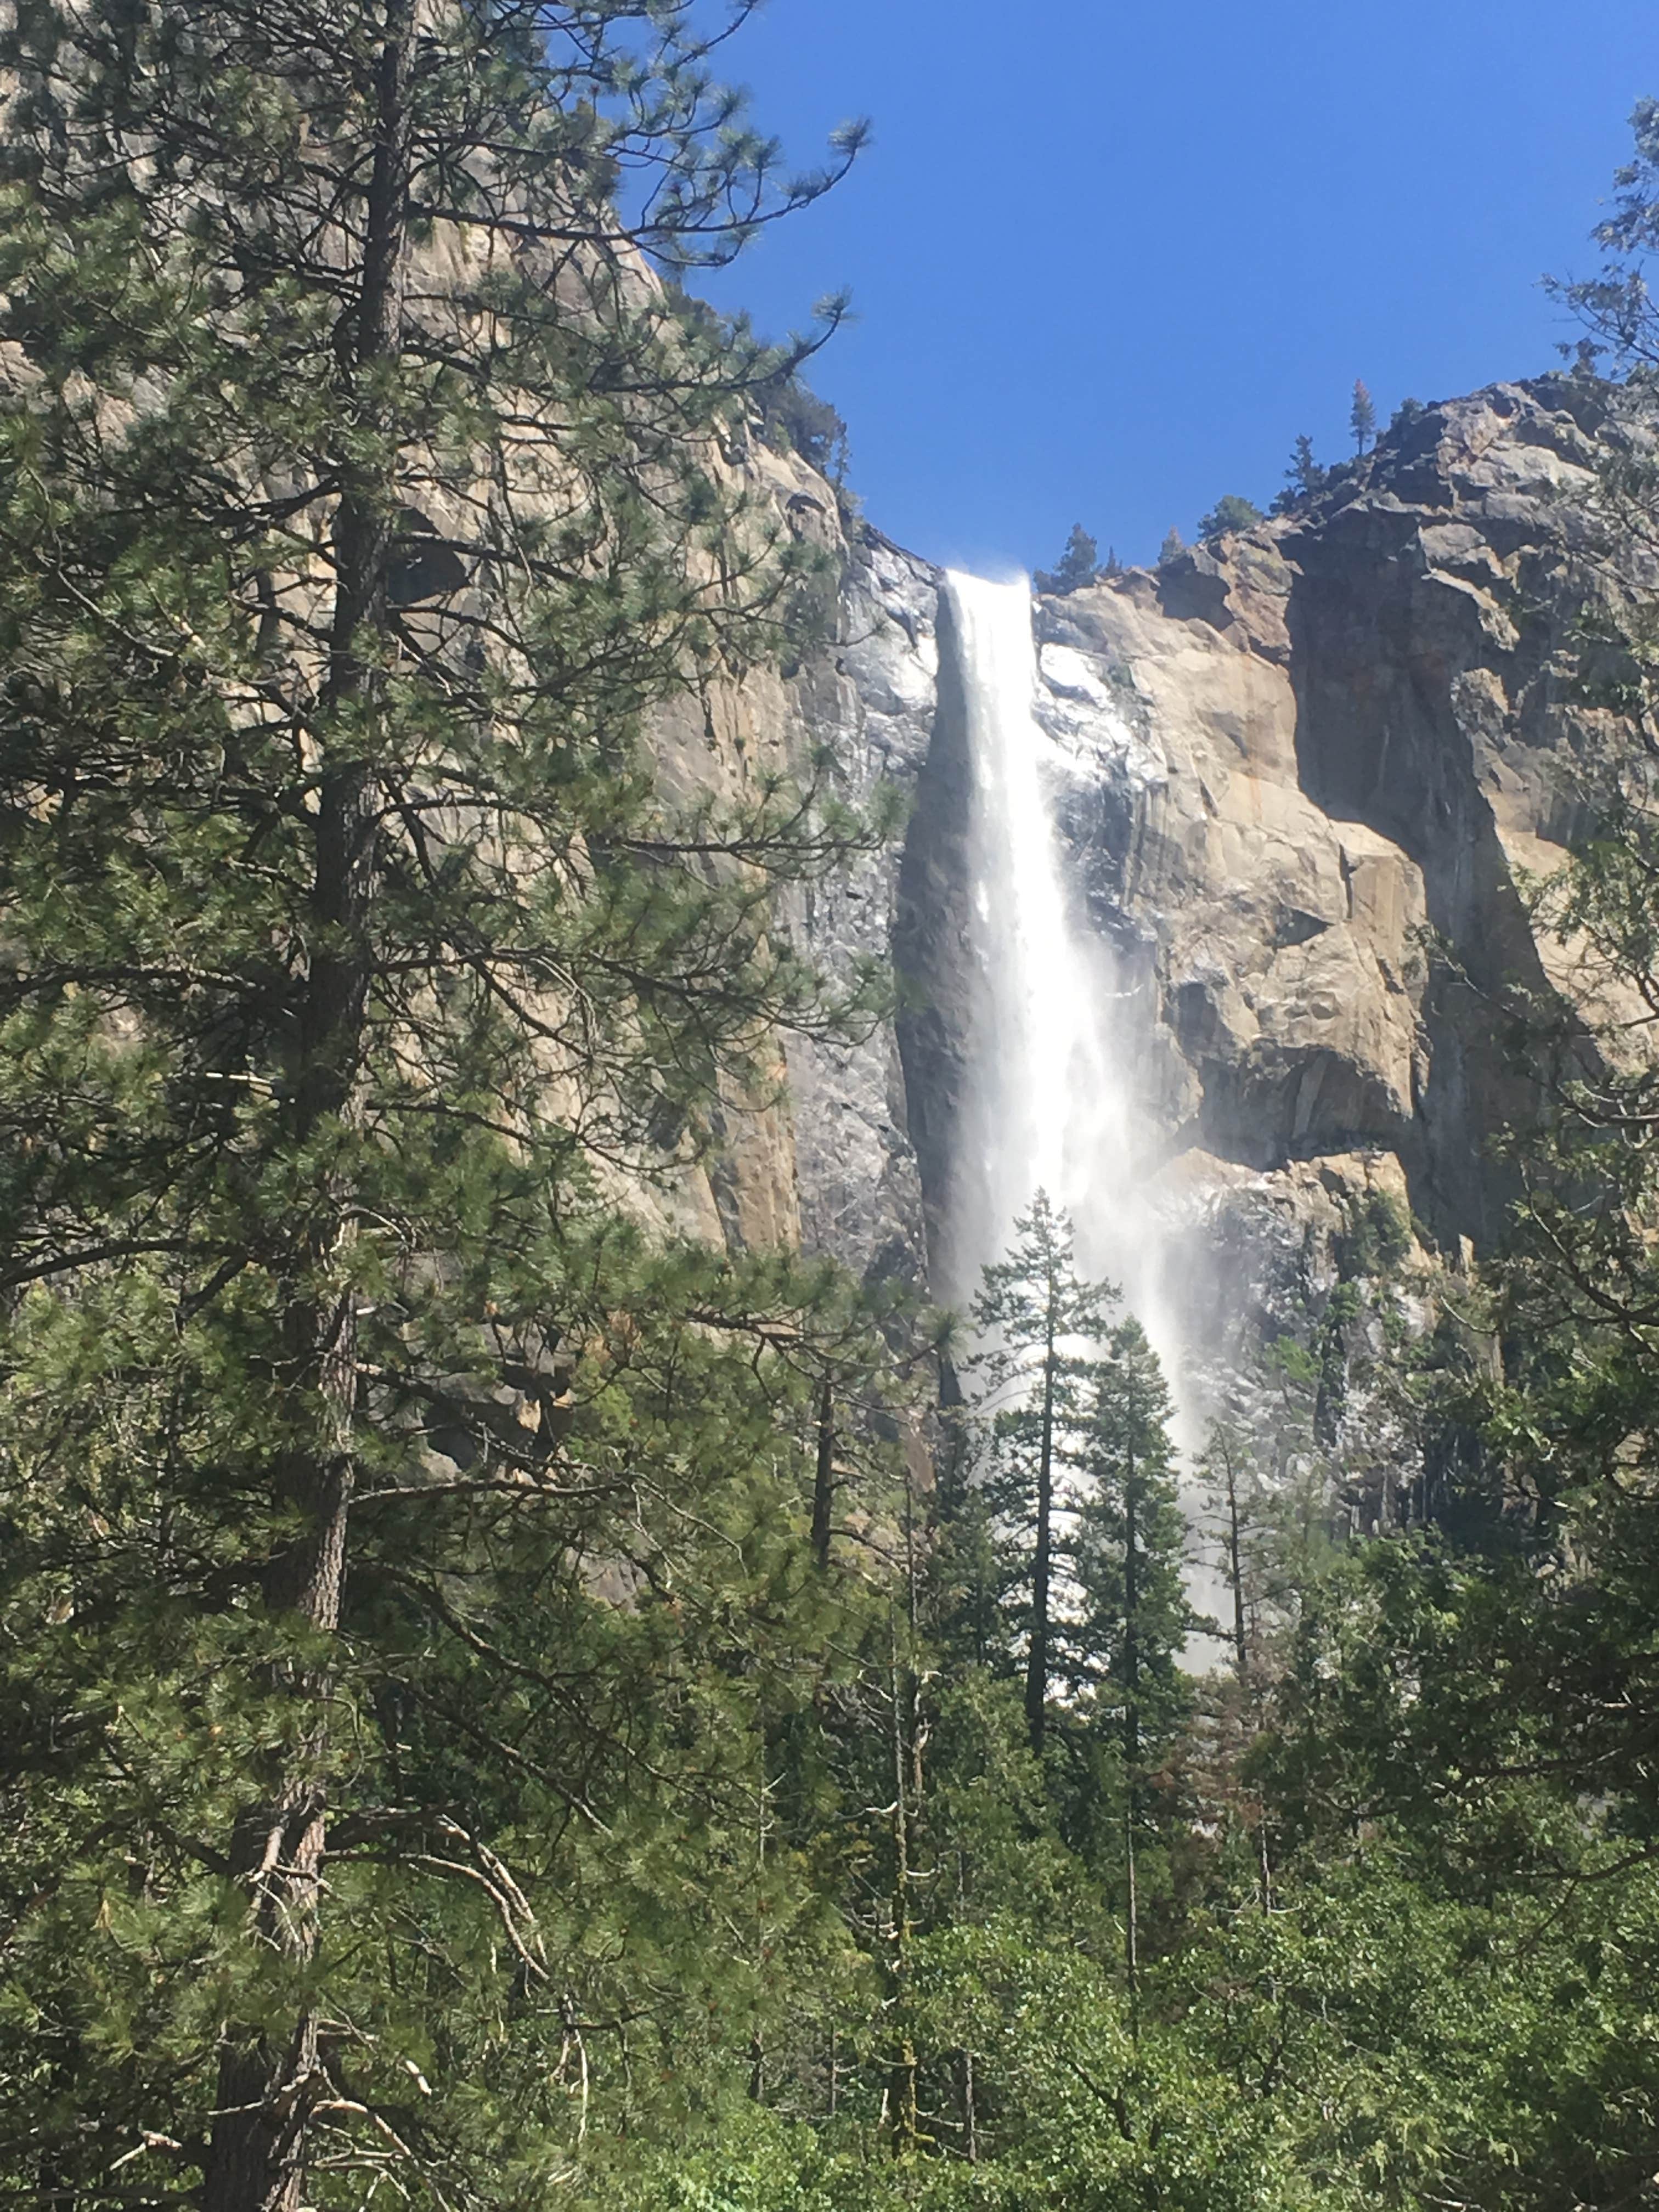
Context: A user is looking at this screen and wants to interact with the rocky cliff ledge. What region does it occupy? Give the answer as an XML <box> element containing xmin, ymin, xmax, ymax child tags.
<box><xmin>693</xmin><ymin>377</ymin><xmax>1622</xmax><ymax>1384</ymax></box>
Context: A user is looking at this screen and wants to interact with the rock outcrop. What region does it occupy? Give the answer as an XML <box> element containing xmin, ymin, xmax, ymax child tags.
<box><xmin>644</xmin><ymin>437</ymin><xmax>938</xmax><ymax>1283</ymax></box>
<box><xmin>698</xmin><ymin>377</ymin><xmax>1626</xmax><ymax>1403</ymax></box>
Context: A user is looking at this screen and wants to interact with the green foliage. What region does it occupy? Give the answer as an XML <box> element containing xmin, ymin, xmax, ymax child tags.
<box><xmin>1034</xmin><ymin>524</ymin><xmax>1105</xmax><ymax>596</ymax></box>
<box><xmin>15</xmin><ymin>53</ymin><xmax>1659</xmax><ymax>2212</ymax></box>
<box><xmin>755</xmin><ymin>370</ymin><xmax>851</xmax><ymax>482</ymax></box>
<box><xmin>1272</xmin><ymin>433</ymin><xmax>1329</xmax><ymax>513</ymax></box>
<box><xmin>1197</xmin><ymin>493</ymin><xmax>1263</xmax><ymax>540</ymax></box>
<box><xmin>965</xmin><ymin>1193</ymin><xmax>1115</xmax><ymax>1750</ymax></box>
<box><xmin>1158</xmin><ymin>527</ymin><xmax>1187</xmax><ymax>566</ymax></box>
<box><xmin>1065</xmin><ymin>1321</ymin><xmax>1198</xmax><ymax>1757</ymax></box>
<box><xmin>1546</xmin><ymin>95</ymin><xmax>1659</xmax><ymax>366</ymax></box>
<box><xmin>1350</xmin><ymin>379</ymin><xmax>1378</xmax><ymax>455</ymax></box>
<box><xmin>0</xmin><ymin>1</ymin><xmax>899</xmax><ymax>2202</ymax></box>
<box><xmin>1335</xmin><ymin>1188</ymin><xmax>1412</xmax><ymax>1279</ymax></box>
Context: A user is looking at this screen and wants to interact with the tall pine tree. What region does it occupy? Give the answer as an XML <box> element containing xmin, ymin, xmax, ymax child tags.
<box><xmin>1066</xmin><ymin>1319</ymin><xmax>1195</xmax><ymax>2000</ymax></box>
<box><xmin>0</xmin><ymin>3</ymin><xmax>898</xmax><ymax>2204</ymax></box>
<box><xmin>966</xmin><ymin>1193</ymin><xmax>1113</xmax><ymax>1754</ymax></box>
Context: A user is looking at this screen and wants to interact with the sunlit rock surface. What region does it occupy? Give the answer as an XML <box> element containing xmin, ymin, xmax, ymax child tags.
<box><xmin>646</xmin><ymin>436</ymin><xmax>938</xmax><ymax>1284</ymax></box>
<box><xmin>693</xmin><ymin>378</ymin><xmax>1619</xmax><ymax>1403</ymax></box>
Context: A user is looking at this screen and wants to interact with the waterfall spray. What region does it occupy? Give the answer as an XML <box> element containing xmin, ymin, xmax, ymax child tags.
<box><xmin>946</xmin><ymin>570</ymin><xmax>1192</xmax><ymax>1441</ymax></box>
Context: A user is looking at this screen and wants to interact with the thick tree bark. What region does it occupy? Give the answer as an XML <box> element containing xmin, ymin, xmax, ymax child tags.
<box><xmin>201</xmin><ymin>9</ymin><xmax>411</xmax><ymax>2206</ymax></box>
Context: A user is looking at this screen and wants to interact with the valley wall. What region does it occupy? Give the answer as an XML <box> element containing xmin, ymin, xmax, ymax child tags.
<box><xmin>692</xmin><ymin>378</ymin><xmax>1622</xmax><ymax>1411</ymax></box>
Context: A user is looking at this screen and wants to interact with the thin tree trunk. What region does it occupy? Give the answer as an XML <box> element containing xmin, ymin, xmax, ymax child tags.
<box><xmin>887</xmin><ymin>1612</ymin><xmax>919</xmax><ymax>2155</ymax></box>
<box><xmin>1122</xmin><ymin>1445</ymin><xmax>1140</xmax><ymax>2033</ymax></box>
<box><xmin>956</xmin><ymin>1841</ymin><xmax>977</xmax><ymax>2161</ymax></box>
<box><xmin>748</xmin><ymin>1770</ymin><xmax>770</xmax><ymax>2103</ymax></box>
<box><xmin>1219</xmin><ymin>1440</ymin><xmax>1274</xmax><ymax>1911</ymax></box>
<box><xmin>1123</xmin><ymin>1794</ymin><xmax>1139</xmax><ymax>2030</ymax></box>
<box><xmin>1259</xmin><ymin>1817</ymin><xmax>1275</xmax><ymax>1915</ymax></box>
<box><xmin>1223</xmin><ymin>1441</ymin><xmax>1248</xmax><ymax>1686</ymax></box>
<box><xmin>201</xmin><ymin>9</ymin><xmax>411</xmax><ymax>2205</ymax></box>
<box><xmin>1024</xmin><ymin>1302</ymin><xmax>1058</xmax><ymax>1754</ymax></box>
<box><xmin>811</xmin><ymin>1375</ymin><xmax>835</xmax><ymax>1572</ymax></box>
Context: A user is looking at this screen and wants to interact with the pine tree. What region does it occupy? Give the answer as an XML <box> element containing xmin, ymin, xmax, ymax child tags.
<box><xmin>1197</xmin><ymin>494</ymin><xmax>1263</xmax><ymax>541</ymax></box>
<box><xmin>1034</xmin><ymin>522</ymin><xmax>1103</xmax><ymax>596</ymax></box>
<box><xmin>1351</xmin><ymin>378</ymin><xmax>1378</xmax><ymax>455</ymax></box>
<box><xmin>0</xmin><ymin>3</ymin><xmax>895</xmax><ymax>2202</ymax></box>
<box><xmin>967</xmin><ymin>1193</ymin><xmax>1114</xmax><ymax>1754</ymax></box>
<box><xmin>1193</xmin><ymin>1421</ymin><xmax>1277</xmax><ymax>1905</ymax></box>
<box><xmin>1066</xmin><ymin>1321</ymin><xmax>1194</xmax><ymax>1999</ymax></box>
<box><xmin>1277</xmin><ymin>432</ymin><xmax>1328</xmax><ymax>506</ymax></box>
<box><xmin>1068</xmin><ymin>1324</ymin><xmax>1193</xmax><ymax>1752</ymax></box>
<box><xmin>1158</xmin><ymin>526</ymin><xmax>1187</xmax><ymax>567</ymax></box>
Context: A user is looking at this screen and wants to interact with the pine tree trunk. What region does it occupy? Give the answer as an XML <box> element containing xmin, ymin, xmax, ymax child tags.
<box><xmin>1224</xmin><ymin>1445</ymin><xmax>1248</xmax><ymax>1686</ymax></box>
<box><xmin>1024</xmin><ymin>1309</ymin><xmax>1058</xmax><ymax>1754</ymax></box>
<box><xmin>1122</xmin><ymin>1447</ymin><xmax>1140</xmax><ymax>2031</ymax></box>
<box><xmin>886</xmin><ymin>1616</ymin><xmax>919</xmax><ymax>2155</ymax></box>
<box><xmin>811</xmin><ymin>1376</ymin><xmax>835</xmax><ymax>1571</ymax></box>
<box><xmin>1217</xmin><ymin>1444</ymin><xmax>1274</xmax><ymax>1910</ymax></box>
<box><xmin>201</xmin><ymin>9</ymin><xmax>410</xmax><ymax>2204</ymax></box>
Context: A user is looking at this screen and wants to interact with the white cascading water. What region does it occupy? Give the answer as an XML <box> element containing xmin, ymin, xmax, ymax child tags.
<box><xmin>946</xmin><ymin>569</ymin><xmax>1191</xmax><ymax>1440</ymax></box>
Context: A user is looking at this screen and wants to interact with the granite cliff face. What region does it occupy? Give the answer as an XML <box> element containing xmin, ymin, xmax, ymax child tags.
<box><xmin>698</xmin><ymin>378</ymin><xmax>1620</xmax><ymax>1393</ymax></box>
<box><xmin>642</xmin><ymin>439</ymin><xmax>939</xmax><ymax>1279</ymax></box>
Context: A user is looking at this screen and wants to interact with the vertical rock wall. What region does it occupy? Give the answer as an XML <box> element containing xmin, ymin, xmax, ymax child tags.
<box><xmin>702</xmin><ymin>380</ymin><xmax>1625</xmax><ymax>1404</ymax></box>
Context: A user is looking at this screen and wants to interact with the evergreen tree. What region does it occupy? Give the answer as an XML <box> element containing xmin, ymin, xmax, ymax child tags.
<box><xmin>1033</xmin><ymin>522</ymin><xmax>1103</xmax><ymax>596</ymax></box>
<box><xmin>1158</xmin><ymin>526</ymin><xmax>1187</xmax><ymax>566</ymax></box>
<box><xmin>1548</xmin><ymin>95</ymin><xmax>1659</xmax><ymax>368</ymax></box>
<box><xmin>0</xmin><ymin>3</ymin><xmax>893</xmax><ymax>2203</ymax></box>
<box><xmin>1273</xmin><ymin>432</ymin><xmax>1328</xmax><ymax>511</ymax></box>
<box><xmin>1192</xmin><ymin>1420</ymin><xmax>1284</xmax><ymax>1906</ymax></box>
<box><xmin>1068</xmin><ymin>1323</ymin><xmax>1194</xmax><ymax>1759</ymax></box>
<box><xmin>966</xmin><ymin>1193</ymin><xmax>1113</xmax><ymax>1754</ymax></box>
<box><xmin>1350</xmin><ymin>377</ymin><xmax>1378</xmax><ymax>454</ymax></box>
<box><xmin>1066</xmin><ymin>1321</ymin><xmax>1194</xmax><ymax>1999</ymax></box>
<box><xmin>1197</xmin><ymin>493</ymin><xmax>1263</xmax><ymax>540</ymax></box>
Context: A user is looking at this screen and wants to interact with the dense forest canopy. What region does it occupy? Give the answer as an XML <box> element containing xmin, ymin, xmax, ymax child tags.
<box><xmin>6</xmin><ymin>5</ymin><xmax>1659</xmax><ymax>2209</ymax></box>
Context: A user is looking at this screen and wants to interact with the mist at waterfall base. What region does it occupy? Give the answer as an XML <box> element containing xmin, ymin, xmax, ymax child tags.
<box><xmin>943</xmin><ymin>571</ymin><xmax>1227</xmax><ymax>1644</ymax></box>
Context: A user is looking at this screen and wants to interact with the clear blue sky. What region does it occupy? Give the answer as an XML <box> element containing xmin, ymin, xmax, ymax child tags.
<box><xmin>695</xmin><ymin>0</ymin><xmax>1656</xmax><ymax>574</ymax></box>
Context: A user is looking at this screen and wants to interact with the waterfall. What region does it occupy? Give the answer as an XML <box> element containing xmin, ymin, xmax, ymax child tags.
<box><xmin>946</xmin><ymin>569</ymin><xmax>1190</xmax><ymax>1436</ymax></box>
